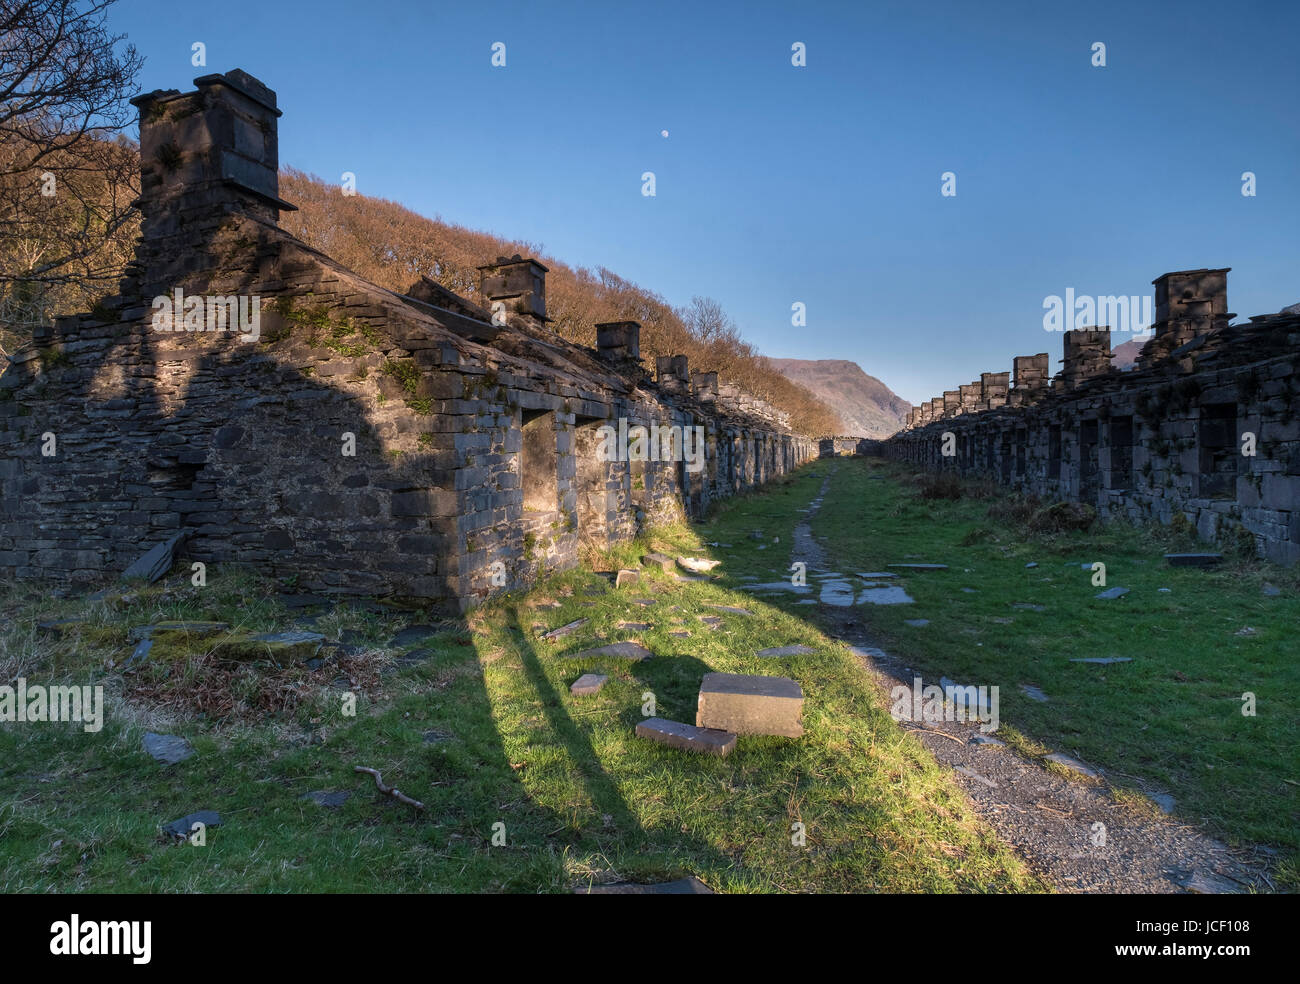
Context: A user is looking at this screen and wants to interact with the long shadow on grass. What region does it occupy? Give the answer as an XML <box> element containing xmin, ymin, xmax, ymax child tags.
<box><xmin>503</xmin><ymin>606</ymin><xmax>732</xmax><ymax>886</ymax></box>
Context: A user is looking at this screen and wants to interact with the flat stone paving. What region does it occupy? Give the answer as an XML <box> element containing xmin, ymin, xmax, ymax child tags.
<box><xmin>570</xmin><ymin>672</ymin><xmax>608</xmax><ymax>696</ymax></box>
<box><xmin>564</xmin><ymin>642</ymin><xmax>652</xmax><ymax>662</ymax></box>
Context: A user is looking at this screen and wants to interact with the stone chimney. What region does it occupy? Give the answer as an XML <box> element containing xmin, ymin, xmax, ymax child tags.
<box><xmin>130</xmin><ymin>69</ymin><xmax>295</xmax><ymax>241</ymax></box>
<box><xmin>1139</xmin><ymin>268</ymin><xmax>1234</xmax><ymax>369</ymax></box>
<box><xmin>942</xmin><ymin>390</ymin><xmax>961</xmax><ymax>418</ymax></box>
<box><xmin>595</xmin><ymin>321</ymin><xmax>640</xmax><ymax>366</ymax></box>
<box><xmin>477</xmin><ymin>254</ymin><xmax>549</xmax><ymax>329</ymax></box>
<box><xmin>691</xmin><ymin>371</ymin><xmax>718</xmax><ymax>402</ymax></box>
<box><xmin>656</xmin><ymin>355</ymin><xmax>689</xmax><ymax>393</ymax></box>
<box><xmin>1059</xmin><ymin>328</ymin><xmax>1113</xmax><ymax>389</ymax></box>
<box><xmin>1008</xmin><ymin>353</ymin><xmax>1050</xmax><ymax>405</ymax></box>
<box><xmin>959</xmin><ymin>382</ymin><xmax>980</xmax><ymax>413</ymax></box>
<box><xmin>980</xmin><ymin>371</ymin><xmax>1009</xmax><ymax>409</ymax></box>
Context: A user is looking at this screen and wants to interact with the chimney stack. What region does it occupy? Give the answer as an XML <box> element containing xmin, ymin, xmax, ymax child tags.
<box><xmin>595</xmin><ymin>321</ymin><xmax>641</xmax><ymax>366</ymax></box>
<box><xmin>130</xmin><ymin>69</ymin><xmax>295</xmax><ymax>241</ymax></box>
<box><xmin>477</xmin><ymin>254</ymin><xmax>549</xmax><ymax>329</ymax></box>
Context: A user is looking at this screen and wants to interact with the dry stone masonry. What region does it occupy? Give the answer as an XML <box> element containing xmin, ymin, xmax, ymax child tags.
<box><xmin>0</xmin><ymin>70</ymin><xmax>815</xmax><ymax>609</ymax></box>
<box><xmin>887</xmin><ymin>268</ymin><xmax>1300</xmax><ymax>565</ymax></box>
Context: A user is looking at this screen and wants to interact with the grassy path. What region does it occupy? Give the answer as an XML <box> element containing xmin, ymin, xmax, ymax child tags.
<box><xmin>791</xmin><ymin>456</ymin><xmax>1297</xmax><ymax>886</ymax></box>
<box><xmin>0</xmin><ymin>461</ymin><xmax>1042</xmax><ymax>893</ymax></box>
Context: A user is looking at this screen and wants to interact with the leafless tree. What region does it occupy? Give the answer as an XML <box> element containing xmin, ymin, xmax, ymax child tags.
<box><xmin>0</xmin><ymin>0</ymin><xmax>143</xmax><ymax>356</ymax></box>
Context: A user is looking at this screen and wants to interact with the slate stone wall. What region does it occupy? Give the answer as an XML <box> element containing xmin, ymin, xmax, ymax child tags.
<box><xmin>886</xmin><ymin>297</ymin><xmax>1300</xmax><ymax>566</ymax></box>
<box><xmin>0</xmin><ymin>70</ymin><xmax>816</xmax><ymax>610</ymax></box>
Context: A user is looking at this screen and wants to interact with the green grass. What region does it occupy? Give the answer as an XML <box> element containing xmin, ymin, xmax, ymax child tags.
<box><xmin>772</xmin><ymin>456</ymin><xmax>1297</xmax><ymax>883</ymax></box>
<box><xmin>0</xmin><ymin>467</ymin><xmax>1041</xmax><ymax>893</ymax></box>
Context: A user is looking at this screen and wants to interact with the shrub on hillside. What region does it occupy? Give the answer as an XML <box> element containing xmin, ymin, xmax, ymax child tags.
<box><xmin>1027</xmin><ymin>501</ymin><xmax>1097</xmax><ymax>533</ymax></box>
<box><xmin>919</xmin><ymin>474</ymin><xmax>963</xmax><ymax>500</ymax></box>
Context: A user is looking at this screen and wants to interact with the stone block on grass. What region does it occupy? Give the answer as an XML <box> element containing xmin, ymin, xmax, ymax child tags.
<box><xmin>570</xmin><ymin>673</ymin><xmax>608</xmax><ymax>696</ymax></box>
<box><xmin>696</xmin><ymin>672</ymin><xmax>804</xmax><ymax>738</ymax></box>
<box><xmin>564</xmin><ymin>641</ymin><xmax>652</xmax><ymax>662</ymax></box>
<box><xmin>635</xmin><ymin>717</ymin><xmax>736</xmax><ymax>757</ymax></box>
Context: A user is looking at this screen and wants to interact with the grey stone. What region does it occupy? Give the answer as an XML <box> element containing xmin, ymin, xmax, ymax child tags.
<box><xmin>1262</xmin><ymin>583</ymin><xmax>1282</xmax><ymax>597</ymax></box>
<box><xmin>755</xmin><ymin>645</ymin><xmax>816</xmax><ymax>658</ymax></box>
<box><xmin>243</xmin><ymin>631</ymin><xmax>326</xmax><ymax>662</ymax></box>
<box><xmin>1020</xmin><ymin>684</ymin><xmax>1049</xmax><ymax>702</ymax></box>
<box><xmin>570</xmin><ymin>672</ymin><xmax>608</xmax><ymax>696</ymax></box>
<box><xmin>121</xmin><ymin>531</ymin><xmax>188</xmax><ymax>583</ymax></box>
<box><xmin>143</xmin><ymin>732</ymin><xmax>195</xmax><ymax>764</ymax></box>
<box><xmin>1012</xmin><ymin>603</ymin><xmax>1046</xmax><ymax>612</ymax></box>
<box><xmin>1069</xmin><ymin>657</ymin><xmax>1132</xmax><ymax>665</ymax></box>
<box><xmin>953</xmin><ymin>765</ymin><xmax>997</xmax><ymax>788</ymax></box>
<box><xmin>616</xmin><ymin>622</ymin><xmax>652</xmax><ymax>631</ymax></box>
<box><xmin>970</xmin><ymin>733</ymin><xmax>1005</xmax><ymax>747</ymax></box>
<box><xmin>857</xmin><ymin>585</ymin><xmax>915</xmax><ymax>605</ymax></box>
<box><xmin>565</xmin><ymin>641</ymin><xmax>652</xmax><ymax>662</ymax></box>
<box><xmin>1024</xmin><ymin>562</ymin><xmax>1039</xmax><ymax>569</ymax></box>
<box><xmin>163</xmin><ymin>810</ymin><xmax>221</xmax><ymax>838</ymax></box>
<box><xmin>635</xmin><ymin>717</ymin><xmax>736</xmax><ymax>757</ymax></box>
<box><xmin>1183</xmin><ymin>871</ymin><xmax>1240</xmax><ymax>894</ymax></box>
<box><xmin>641</xmin><ymin>552</ymin><xmax>674</xmax><ymax>573</ymax></box>
<box><xmin>1044</xmin><ymin>752</ymin><xmax>1099</xmax><ymax>778</ymax></box>
<box><xmin>124</xmin><ymin>638</ymin><xmax>152</xmax><ymax>668</ymax></box>
<box><xmin>578</xmin><ymin>876</ymin><xmax>714</xmax><ymax>894</ymax></box>
<box><xmin>1095</xmin><ymin>587</ymin><xmax>1129</xmax><ymax>600</ymax></box>
<box><xmin>541</xmin><ymin>618</ymin><xmax>588</xmax><ymax>640</ymax></box>
<box><xmin>904</xmin><ymin>619</ymin><xmax>930</xmax><ymax>627</ymax></box>
<box><xmin>887</xmin><ymin>563</ymin><xmax>948</xmax><ymax>570</ymax></box>
<box><xmin>303</xmin><ymin>791</ymin><xmax>350</xmax><ymax>808</ymax></box>
<box><xmin>615</xmin><ymin>569</ymin><xmax>641</xmax><ymax>588</ymax></box>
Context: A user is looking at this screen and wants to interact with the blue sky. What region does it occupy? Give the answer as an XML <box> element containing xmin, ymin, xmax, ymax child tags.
<box><xmin>113</xmin><ymin>0</ymin><xmax>1298</xmax><ymax>405</ymax></box>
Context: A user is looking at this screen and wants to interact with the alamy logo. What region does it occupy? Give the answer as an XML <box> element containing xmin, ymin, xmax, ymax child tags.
<box><xmin>1042</xmin><ymin>288</ymin><xmax>1153</xmax><ymax>335</ymax></box>
<box><xmin>890</xmin><ymin>677</ymin><xmax>1000</xmax><ymax>733</ymax></box>
<box><xmin>596</xmin><ymin>418</ymin><xmax>706</xmax><ymax>474</ymax></box>
<box><xmin>0</xmin><ymin>678</ymin><xmax>103</xmax><ymax>733</ymax></box>
<box><xmin>151</xmin><ymin>288</ymin><xmax>261</xmax><ymax>341</ymax></box>
<box><xmin>50</xmin><ymin>914</ymin><xmax>151</xmax><ymax>964</ymax></box>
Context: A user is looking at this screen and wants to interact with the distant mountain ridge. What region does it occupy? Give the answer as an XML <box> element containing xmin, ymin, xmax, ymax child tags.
<box><xmin>768</xmin><ymin>358</ymin><xmax>910</xmax><ymax>438</ymax></box>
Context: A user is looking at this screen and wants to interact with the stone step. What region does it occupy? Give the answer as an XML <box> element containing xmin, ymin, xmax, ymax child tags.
<box><xmin>696</xmin><ymin>672</ymin><xmax>804</xmax><ymax>737</ymax></box>
<box><xmin>635</xmin><ymin>717</ymin><xmax>736</xmax><ymax>757</ymax></box>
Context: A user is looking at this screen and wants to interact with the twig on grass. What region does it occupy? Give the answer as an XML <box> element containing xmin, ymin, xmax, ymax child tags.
<box><xmin>354</xmin><ymin>765</ymin><xmax>426</xmax><ymax>811</ymax></box>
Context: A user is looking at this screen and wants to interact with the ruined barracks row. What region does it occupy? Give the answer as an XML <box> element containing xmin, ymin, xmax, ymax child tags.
<box><xmin>886</xmin><ymin>270</ymin><xmax>1300</xmax><ymax>565</ymax></box>
<box><xmin>0</xmin><ymin>70</ymin><xmax>815</xmax><ymax>609</ymax></box>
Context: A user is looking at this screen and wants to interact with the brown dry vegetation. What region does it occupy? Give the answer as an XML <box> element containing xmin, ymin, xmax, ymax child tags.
<box><xmin>4</xmin><ymin>153</ymin><xmax>842</xmax><ymax>436</ymax></box>
<box><xmin>279</xmin><ymin>168</ymin><xmax>842</xmax><ymax>437</ymax></box>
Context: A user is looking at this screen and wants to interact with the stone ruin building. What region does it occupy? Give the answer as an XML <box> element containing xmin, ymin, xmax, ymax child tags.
<box><xmin>0</xmin><ymin>69</ymin><xmax>815</xmax><ymax>610</ymax></box>
<box><xmin>886</xmin><ymin>269</ymin><xmax>1300</xmax><ymax>565</ymax></box>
